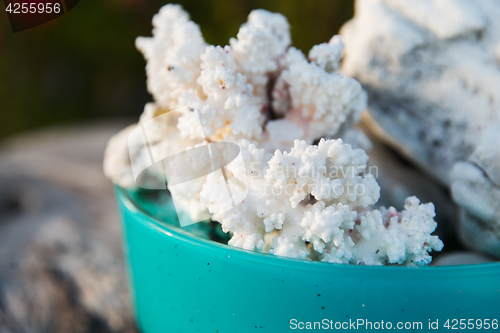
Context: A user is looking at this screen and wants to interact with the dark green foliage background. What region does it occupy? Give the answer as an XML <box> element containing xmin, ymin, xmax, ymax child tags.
<box><xmin>0</xmin><ymin>0</ymin><xmax>354</xmax><ymax>140</ymax></box>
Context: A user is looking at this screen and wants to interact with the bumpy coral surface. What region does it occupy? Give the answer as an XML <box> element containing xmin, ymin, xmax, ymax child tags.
<box><xmin>104</xmin><ymin>4</ymin><xmax>443</xmax><ymax>265</ymax></box>
<box><xmin>200</xmin><ymin>139</ymin><xmax>442</xmax><ymax>266</ymax></box>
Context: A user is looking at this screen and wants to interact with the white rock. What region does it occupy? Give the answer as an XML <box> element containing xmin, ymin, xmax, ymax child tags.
<box><xmin>341</xmin><ymin>0</ymin><xmax>500</xmax><ymax>184</ymax></box>
<box><xmin>341</xmin><ymin>0</ymin><xmax>500</xmax><ymax>258</ymax></box>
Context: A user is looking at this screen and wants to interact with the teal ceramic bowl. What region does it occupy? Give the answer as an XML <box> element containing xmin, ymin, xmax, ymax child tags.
<box><xmin>116</xmin><ymin>187</ymin><xmax>500</xmax><ymax>333</ymax></box>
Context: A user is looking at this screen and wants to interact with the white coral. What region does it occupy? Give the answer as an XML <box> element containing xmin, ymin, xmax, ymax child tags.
<box><xmin>308</xmin><ymin>35</ymin><xmax>345</xmax><ymax>73</ymax></box>
<box><xmin>230</xmin><ymin>9</ymin><xmax>291</xmax><ymax>103</ymax></box>
<box><xmin>265</xmin><ymin>139</ymin><xmax>379</xmax><ymax>209</ymax></box>
<box><xmin>351</xmin><ymin>197</ymin><xmax>444</xmax><ymax>266</ymax></box>
<box><xmin>103</xmin><ymin>4</ymin><xmax>443</xmax><ymax>265</ymax></box>
<box><xmin>201</xmin><ymin>139</ymin><xmax>441</xmax><ymax>264</ymax></box>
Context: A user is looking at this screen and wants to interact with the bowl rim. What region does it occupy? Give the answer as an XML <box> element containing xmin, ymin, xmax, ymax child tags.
<box><xmin>116</xmin><ymin>186</ymin><xmax>500</xmax><ymax>274</ymax></box>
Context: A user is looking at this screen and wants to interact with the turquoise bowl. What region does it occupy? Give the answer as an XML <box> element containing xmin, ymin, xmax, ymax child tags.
<box><xmin>116</xmin><ymin>187</ymin><xmax>500</xmax><ymax>333</ymax></box>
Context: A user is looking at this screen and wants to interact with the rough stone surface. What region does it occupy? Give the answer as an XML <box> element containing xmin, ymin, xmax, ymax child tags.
<box><xmin>450</xmin><ymin>123</ymin><xmax>500</xmax><ymax>258</ymax></box>
<box><xmin>341</xmin><ymin>0</ymin><xmax>500</xmax><ymax>258</ymax></box>
<box><xmin>341</xmin><ymin>0</ymin><xmax>500</xmax><ymax>184</ymax></box>
<box><xmin>0</xmin><ymin>121</ymin><xmax>138</xmax><ymax>333</ymax></box>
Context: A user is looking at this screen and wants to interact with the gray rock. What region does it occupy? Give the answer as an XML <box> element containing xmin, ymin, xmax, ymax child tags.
<box><xmin>0</xmin><ymin>121</ymin><xmax>138</xmax><ymax>333</ymax></box>
<box><xmin>450</xmin><ymin>123</ymin><xmax>500</xmax><ymax>258</ymax></box>
<box><xmin>432</xmin><ymin>251</ymin><xmax>495</xmax><ymax>266</ymax></box>
<box><xmin>341</xmin><ymin>0</ymin><xmax>500</xmax><ymax>184</ymax></box>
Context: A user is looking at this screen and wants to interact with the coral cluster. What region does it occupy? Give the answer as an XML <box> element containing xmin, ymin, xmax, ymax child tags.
<box><xmin>104</xmin><ymin>4</ymin><xmax>443</xmax><ymax>265</ymax></box>
<box><xmin>201</xmin><ymin>139</ymin><xmax>442</xmax><ymax>265</ymax></box>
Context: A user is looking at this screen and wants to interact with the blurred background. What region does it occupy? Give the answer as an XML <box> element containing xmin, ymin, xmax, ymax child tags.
<box><xmin>0</xmin><ymin>0</ymin><xmax>354</xmax><ymax>140</ymax></box>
